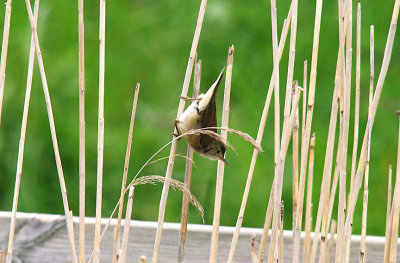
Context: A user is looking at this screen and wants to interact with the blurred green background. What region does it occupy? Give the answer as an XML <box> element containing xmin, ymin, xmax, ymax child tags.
<box><xmin>0</xmin><ymin>0</ymin><xmax>399</xmax><ymax>237</ymax></box>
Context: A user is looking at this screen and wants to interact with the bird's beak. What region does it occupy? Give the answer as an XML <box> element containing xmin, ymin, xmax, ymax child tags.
<box><xmin>220</xmin><ymin>158</ymin><xmax>229</xmax><ymax>167</ymax></box>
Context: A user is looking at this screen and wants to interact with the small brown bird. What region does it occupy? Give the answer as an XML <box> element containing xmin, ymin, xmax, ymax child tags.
<box><xmin>174</xmin><ymin>68</ymin><xmax>228</xmax><ymax>166</ymax></box>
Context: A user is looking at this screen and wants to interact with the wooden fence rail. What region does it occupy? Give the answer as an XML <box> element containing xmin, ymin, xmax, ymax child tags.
<box><xmin>0</xmin><ymin>211</ymin><xmax>394</xmax><ymax>262</ymax></box>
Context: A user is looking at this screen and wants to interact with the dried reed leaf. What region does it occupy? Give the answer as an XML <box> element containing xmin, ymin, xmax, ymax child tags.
<box><xmin>130</xmin><ymin>175</ymin><xmax>204</xmax><ymax>222</ymax></box>
<box><xmin>177</xmin><ymin>127</ymin><xmax>262</xmax><ymax>152</ymax></box>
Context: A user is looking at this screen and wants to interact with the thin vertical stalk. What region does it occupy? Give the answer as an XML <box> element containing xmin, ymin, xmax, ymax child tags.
<box><xmin>349</xmin><ymin>1</ymin><xmax>361</xmax><ymax>212</ymax></box>
<box><xmin>0</xmin><ymin>249</ymin><xmax>4</xmax><ymax>263</ymax></box>
<box><xmin>78</xmin><ymin>0</ymin><xmax>86</xmax><ymax>261</ymax></box>
<box><xmin>93</xmin><ymin>0</ymin><xmax>106</xmax><ymax>260</ymax></box>
<box><xmin>385</xmin><ymin>165</ymin><xmax>393</xmax><ymax>243</ymax></box>
<box><xmin>292</xmin><ymin>84</ymin><xmax>299</xmax><ymax>226</ymax></box>
<box><xmin>302</xmin><ymin>60</ymin><xmax>307</xmax><ymax>139</ymax></box>
<box><xmin>112</xmin><ymin>84</ymin><xmax>140</xmax><ymax>262</ymax></box>
<box><xmin>326</xmin><ymin>220</ymin><xmax>337</xmax><ymax>263</ymax></box>
<box><xmin>22</xmin><ymin>1</ymin><xmax>78</xmax><ymax>262</ymax></box>
<box><xmin>278</xmin><ymin>201</ymin><xmax>284</xmax><ymax>263</ymax></box>
<box><xmin>6</xmin><ymin>1</ymin><xmax>39</xmax><ymax>262</ymax></box>
<box><xmin>304</xmin><ymin>133</ymin><xmax>315</xmax><ymax>262</ymax></box>
<box><xmin>209</xmin><ymin>45</ymin><xmax>234</xmax><ymax>263</ymax></box>
<box><xmin>119</xmin><ymin>187</ymin><xmax>135</xmax><ymax>263</ymax></box>
<box><xmin>152</xmin><ymin>2</ymin><xmax>207</xmax><ymax>262</ymax></box>
<box><xmin>178</xmin><ymin>58</ymin><xmax>201</xmax><ymax>263</ymax></box>
<box><xmin>293</xmin><ymin>0</ymin><xmax>323</xmax><ymax>260</ymax></box>
<box><xmin>267</xmin><ymin>87</ymin><xmax>302</xmax><ymax>263</ymax></box>
<box><xmin>228</xmin><ymin>5</ymin><xmax>294</xmax><ymax>261</ymax></box>
<box><xmin>0</xmin><ymin>0</ymin><xmax>13</xmax><ymax>129</ymax></box>
<box><xmin>350</xmin><ymin>0</ymin><xmax>400</xmax><ymax>223</ymax></box>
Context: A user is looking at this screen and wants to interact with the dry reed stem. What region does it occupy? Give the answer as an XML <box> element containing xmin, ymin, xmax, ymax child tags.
<box><xmin>178</xmin><ymin>58</ymin><xmax>201</xmax><ymax>263</ymax></box>
<box><xmin>385</xmin><ymin>112</ymin><xmax>400</xmax><ymax>263</ymax></box>
<box><xmin>292</xmin><ymin>0</ymin><xmax>323</xmax><ymax>260</ymax></box>
<box><xmin>93</xmin><ymin>0</ymin><xmax>106</xmax><ymax>260</ymax></box>
<box><xmin>360</xmin><ymin>20</ymin><xmax>373</xmax><ymax>263</ymax></box>
<box><xmin>341</xmin><ymin>46</ymin><xmax>353</xmax><ymax>263</ymax></box>
<box><xmin>278</xmin><ymin>201</ymin><xmax>284</xmax><ymax>263</ymax></box>
<box><xmin>270</xmin><ymin>0</ymin><xmax>280</xmax><ymax>166</ymax></box>
<box><xmin>326</xmin><ymin>220</ymin><xmax>337</xmax><ymax>263</ymax></box>
<box><xmin>112</xmin><ymin>84</ymin><xmax>140</xmax><ymax>262</ymax></box>
<box><xmin>285</xmin><ymin>0</ymin><xmax>298</xmax><ymax>227</ymax></box>
<box><xmin>292</xmin><ymin>84</ymin><xmax>299</xmax><ymax>226</ymax></box>
<box><xmin>78</xmin><ymin>0</ymin><xmax>86</xmax><ymax>261</ymax></box>
<box><xmin>267</xmin><ymin>87</ymin><xmax>302</xmax><ymax>263</ymax></box>
<box><xmin>304</xmin><ymin>133</ymin><xmax>315</xmax><ymax>262</ymax></box>
<box><xmin>251</xmin><ymin>234</ymin><xmax>258</xmax><ymax>263</ymax></box>
<box><xmin>350</xmin><ymin>0</ymin><xmax>400</xmax><ymax>233</ymax></box>
<box><xmin>152</xmin><ymin>1</ymin><xmax>207</xmax><ymax>261</ymax></box>
<box><xmin>0</xmin><ymin>249</ymin><xmax>4</xmax><ymax>263</ymax></box>
<box><xmin>349</xmin><ymin>0</ymin><xmax>361</xmax><ymax>216</ymax></box>
<box><xmin>283</xmin><ymin>0</ymin><xmax>298</xmax><ymax>144</ymax></box>
<box><xmin>258</xmin><ymin>86</ymin><xmax>301</xmax><ymax>263</ymax></box>
<box><xmin>302</xmin><ymin>60</ymin><xmax>307</xmax><ymax>138</ymax></box>
<box><xmin>6</xmin><ymin>1</ymin><xmax>39</xmax><ymax>262</ymax></box>
<box><xmin>310</xmin><ymin>78</ymin><xmax>340</xmax><ymax>263</ymax></box>
<box><xmin>120</xmin><ymin>187</ymin><xmax>135</xmax><ymax>263</ymax></box>
<box><xmin>22</xmin><ymin>1</ymin><xmax>78</xmax><ymax>262</ymax></box>
<box><xmin>209</xmin><ymin>45</ymin><xmax>234</xmax><ymax>263</ymax></box>
<box><xmin>268</xmin><ymin>0</ymin><xmax>281</xmax><ymax>259</ymax></box>
<box><xmin>385</xmin><ymin>165</ymin><xmax>393</xmax><ymax>245</ymax></box>
<box><xmin>346</xmin><ymin>2</ymin><xmax>400</xmax><ymax>261</ymax></box>
<box><xmin>0</xmin><ymin>0</ymin><xmax>13</xmax><ymax>129</ymax></box>
<box><xmin>227</xmin><ymin>6</ymin><xmax>294</xmax><ymax>260</ymax></box>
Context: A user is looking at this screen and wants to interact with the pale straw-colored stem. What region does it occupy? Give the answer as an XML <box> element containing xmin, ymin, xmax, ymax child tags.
<box><xmin>93</xmin><ymin>0</ymin><xmax>106</xmax><ymax>260</ymax></box>
<box><xmin>267</xmin><ymin>87</ymin><xmax>302</xmax><ymax>263</ymax></box>
<box><xmin>311</xmin><ymin>77</ymin><xmax>340</xmax><ymax>263</ymax></box>
<box><xmin>0</xmin><ymin>0</ymin><xmax>13</xmax><ymax>129</ymax></box>
<box><xmin>304</xmin><ymin>133</ymin><xmax>315</xmax><ymax>262</ymax></box>
<box><xmin>178</xmin><ymin>58</ymin><xmax>201</xmax><ymax>263</ymax></box>
<box><xmin>349</xmin><ymin>0</ymin><xmax>361</xmax><ymax>216</ymax></box>
<box><xmin>292</xmin><ymin>85</ymin><xmax>299</xmax><ymax>226</ymax></box>
<box><xmin>292</xmin><ymin>0</ymin><xmax>323</xmax><ymax>260</ymax></box>
<box><xmin>119</xmin><ymin>187</ymin><xmax>135</xmax><ymax>263</ymax></box>
<box><xmin>227</xmin><ymin>5</ymin><xmax>294</xmax><ymax>261</ymax></box>
<box><xmin>78</xmin><ymin>0</ymin><xmax>86</xmax><ymax>261</ymax></box>
<box><xmin>112</xmin><ymin>84</ymin><xmax>140</xmax><ymax>262</ymax></box>
<box><xmin>278</xmin><ymin>201</ymin><xmax>284</xmax><ymax>263</ymax></box>
<box><xmin>0</xmin><ymin>249</ymin><xmax>4</xmax><ymax>263</ymax></box>
<box><xmin>22</xmin><ymin>1</ymin><xmax>78</xmax><ymax>262</ymax></box>
<box><xmin>152</xmin><ymin>1</ymin><xmax>207</xmax><ymax>262</ymax></box>
<box><xmin>6</xmin><ymin>1</ymin><xmax>39</xmax><ymax>262</ymax></box>
<box><xmin>302</xmin><ymin>60</ymin><xmax>307</xmax><ymax>138</ymax></box>
<box><xmin>350</xmin><ymin>0</ymin><xmax>400</xmax><ymax>230</ymax></box>
<box><xmin>251</xmin><ymin>234</ymin><xmax>258</xmax><ymax>263</ymax></box>
<box><xmin>385</xmin><ymin>165</ymin><xmax>393</xmax><ymax>246</ymax></box>
<box><xmin>209</xmin><ymin>45</ymin><xmax>234</xmax><ymax>263</ymax></box>
<box><xmin>326</xmin><ymin>220</ymin><xmax>337</xmax><ymax>263</ymax></box>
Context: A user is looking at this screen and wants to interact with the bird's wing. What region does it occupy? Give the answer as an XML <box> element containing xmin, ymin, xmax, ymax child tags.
<box><xmin>199</xmin><ymin>68</ymin><xmax>225</xmax><ymax>147</ymax></box>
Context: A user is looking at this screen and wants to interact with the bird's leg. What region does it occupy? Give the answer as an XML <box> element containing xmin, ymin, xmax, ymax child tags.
<box><xmin>173</xmin><ymin>119</ymin><xmax>181</xmax><ymax>138</ymax></box>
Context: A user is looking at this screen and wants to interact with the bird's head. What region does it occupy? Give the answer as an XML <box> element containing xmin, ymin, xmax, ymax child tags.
<box><xmin>204</xmin><ymin>141</ymin><xmax>228</xmax><ymax>166</ymax></box>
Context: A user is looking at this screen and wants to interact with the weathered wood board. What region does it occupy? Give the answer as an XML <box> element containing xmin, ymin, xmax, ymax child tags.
<box><xmin>0</xmin><ymin>211</ymin><xmax>394</xmax><ymax>262</ymax></box>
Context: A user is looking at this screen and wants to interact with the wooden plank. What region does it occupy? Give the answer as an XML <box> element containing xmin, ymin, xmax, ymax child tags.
<box><xmin>0</xmin><ymin>211</ymin><xmax>393</xmax><ymax>262</ymax></box>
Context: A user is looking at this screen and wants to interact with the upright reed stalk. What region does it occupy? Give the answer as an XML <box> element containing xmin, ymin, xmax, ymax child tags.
<box><xmin>112</xmin><ymin>84</ymin><xmax>140</xmax><ymax>262</ymax></box>
<box><xmin>209</xmin><ymin>45</ymin><xmax>234</xmax><ymax>263</ymax></box>
<box><xmin>228</xmin><ymin>4</ymin><xmax>294</xmax><ymax>261</ymax></box>
<box><xmin>293</xmin><ymin>0</ymin><xmax>323</xmax><ymax>260</ymax></box>
<box><xmin>93</xmin><ymin>0</ymin><xmax>106</xmax><ymax>260</ymax></box>
<box><xmin>22</xmin><ymin>1</ymin><xmax>78</xmax><ymax>262</ymax></box>
<box><xmin>178</xmin><ymin>58</ymin><xmax>201</xmax><ymax>263</ymax></box>
<box><xmin>6</xmin><ymin>1</ymin><xmax>39</xmax><ymax>262</ymax></box>
<box><xmin>119</xmin><ymin>187</ymin><xmax>135</xmax><ymax>263</ymax></box>
<box><xmin>0</xmin><ymin>0</ymin><xmax>13</xmax><ymax>129</ymax></box>
<box><xmin>152</xmin><ymin>1</ymin><xmax>207</xmax><ymax>262</ymax></box>
<box><xmin>304</xmin><ymin>133</ymin><xmax>315</xmax><ymax>262</ymax></box>
<box><xmin>78</xmin><ymin>0</ymin><xmax>86</xmax><ymax>261</ymax></box>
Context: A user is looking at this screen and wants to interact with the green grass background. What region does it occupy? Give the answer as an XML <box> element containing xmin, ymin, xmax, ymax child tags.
<box><xmin>0</xmin><ymin>0</ymin><xmax>399</xmax><ymax>237</ymax></box>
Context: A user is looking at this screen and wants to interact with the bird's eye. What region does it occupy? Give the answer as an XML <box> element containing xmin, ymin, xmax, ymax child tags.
<box><xmin>217</xmin><ymin>150</ymin><xmax>220</xmax><ymax>154</ymax></box>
